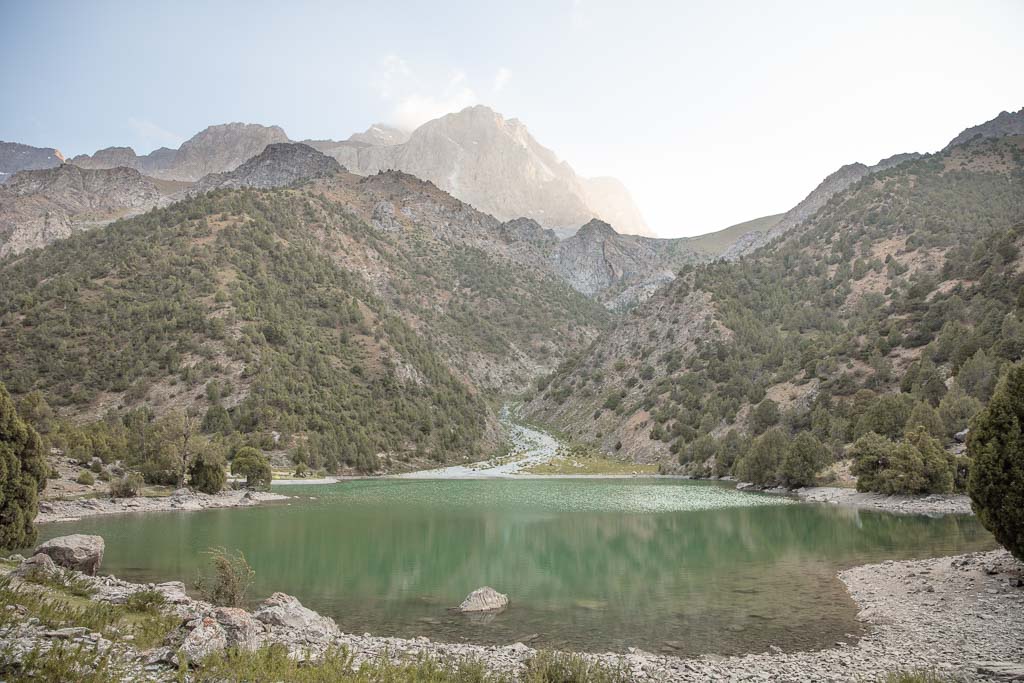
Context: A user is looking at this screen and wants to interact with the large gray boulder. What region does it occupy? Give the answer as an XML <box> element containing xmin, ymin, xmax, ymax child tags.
<box><xmin>12</xmin><ymin>553</ymin><xmax>59</xmax><ymax>579</ymax></box>
<box><xmin>180</xmin><ymin>616</ymin><xmax>227</xmax><ymax>665</ymax></box>
<box><xmin>458</xmin><ymin>586</ymin><xmax>509</xmax><ymax>612</ymax></box>
<box><xmin>34</xmin><ymin>534</ymin><xmax>104</xmax><ymax>575</ymax></box>
<box><xmin>214</xmin><ymin>607</ymin><xmax>265</xmax><ymax>651</ymax></box>
<box><xmin>253</xmin><ymin>592</ymin><xmax>340</xmax><ymax>639</ymax></box>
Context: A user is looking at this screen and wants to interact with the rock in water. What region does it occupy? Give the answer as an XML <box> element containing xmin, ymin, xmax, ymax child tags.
<box><xmin>458</xmin><ymin>586</ymin><xmax>509</xmax><ymax>612</ymax></box>
<box><xmin>253</xmin><ymin>592</ymin><xmax>340</xmax><ymax>639</ymax></box>
<box><xmin>34</xmin><ymin>534</ymin><xmax>105</xmax><ymax>575</ymax></box>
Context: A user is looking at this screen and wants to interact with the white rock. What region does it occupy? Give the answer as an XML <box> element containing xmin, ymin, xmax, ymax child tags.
<box><xmin>458</xmin><ymin>586</ymin><xmax>509</xmax><ymax>612</ymax></box>
<box><xmin>34</xmin><ymin>534</ymin><xmax>105</xmax><ymax>575</ymax></box>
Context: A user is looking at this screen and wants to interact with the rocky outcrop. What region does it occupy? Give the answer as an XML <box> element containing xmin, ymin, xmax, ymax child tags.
<box><xmin>72</xmin><ymin>123</ymin><xmax>289</xmax><ymax>182</ymax></box>
<box><xmin>0</xmin><ymin>164</ymin><xmax>166</xmax><ymax>256</ymax></box>
<box><xmin>11</xmin><ymin>553</ymin><xmax>59</xmax><ymax>579</ymax></box>
<box><xmin>191</xmin><ymin>143</ymin><xmax>341</xmax><ymax>194</ymax></box>
<box><xmin>34</xmin><ymin>534</ymin><xmax>105</xmax><ymax>575</ymax></box>
<box><xmin>180</xmin><ymin>616</ymin><xmax>228</xmax><ymax>664</ymax></box>
<box><xmin>213</xmin><ymin>607</ymin><xmax>266</xmax><ymax>651</ymax></box>
<box><xmin>0</xmin><ymin>141</ymin><xmax>64</xmax><ymax>183</ymax></box>
<box><xmin>253</xmin><ymin>592</ymin><xmax>340</xmax><ymax>638</ymax></box>
<box><xmin>945</xmin><ymin>107</ymin><xmax>1024</xmax><ymax>149</ymax></box>
<box><xmin>322</xmin><ymin>106</ymin><xmax>652</xmax><ymax>237</ymax></box>
<box><xmin>458</xmin><ymin>586</ymin><xmax>509</xmax><ymax>612</ymax></box>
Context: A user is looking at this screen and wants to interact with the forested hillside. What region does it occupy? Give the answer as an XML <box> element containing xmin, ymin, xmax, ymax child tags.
<box><xmin>0</xmin><ymin>172</ymin><xmax>610</xmax><ymax>474</ymax></box>
<box><xmin>527</xmin><ymin>135</ymin><xmax>1024</xmax><ymax>486</ymax></box>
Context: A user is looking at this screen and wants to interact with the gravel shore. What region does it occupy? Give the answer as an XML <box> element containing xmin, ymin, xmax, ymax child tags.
<box><xmin>3</xmin><ymin>548</ymin><xmax>1021</xmax><ymax>681</ymax></box>
<box><xmin>35</xmin><ymin>489</ymin><xmax>288</xmax><ymax>524</ymax></box>
<box><xmin>793</xmin><ymin>486</ymin><xmax>974</xmax><ymax>515</ymax></box>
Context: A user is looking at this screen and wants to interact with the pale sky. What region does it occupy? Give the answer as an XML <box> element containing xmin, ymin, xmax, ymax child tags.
<box><xmin>1</xmin><ymin>0</ymin><xmax>1022</xmax><ymax>237</ymax></box>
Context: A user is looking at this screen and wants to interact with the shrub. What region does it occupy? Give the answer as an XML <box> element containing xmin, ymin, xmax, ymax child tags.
<box><xmin>968</xmin><ymin>362</ymin><xmax>1024</xmax><ymax>560</ymax></box>
<box><xmin>189</xmin><ymin>445</ymin><xmax>227</xmax><ymax>494</ymax></box>
<box><xmin>126</xmin><ymin>589</ymin><xmax>166</xmax><ymax>614</ymax></box>
<box><xmin>196</xmin><ymin>546</ymin><xmax>254</xmax><ymax>607</ymax></box>
<box><xmin>750</xmin><ymin>399</ymin><xmax>780</xmax><ymax>435</ymax></box>
<box><xmin>109</xmin><ymin>472</ymin><xmax>144</xmax><ymax>498</ymax></box>
<box><xmin>76</xmin><ymin>471</ymin><xmax>96</xmax><ymax>486</ymax></box>
<box><xmin>231</xmin><ymin>447</ymin><xmax>272</xmax><ymax>490</ymax></box>
<box><xmin>734</xmin><ymin>427</ymin><xmax>788</xmax><ymax>485</ymax></box>
<box><xmin>779</xmin><ymin>431</ymin><xmax>828</xmax><ymax>487</ymax></box>
<box><xmin>851</xmin><ymin>428</ymin><xmax>953</xmax><ymax>495</ymax></box>
<box><xmin>0</xmin><ymin>381</ymin><xmax>46</xmax><ymax>550</ymax></box>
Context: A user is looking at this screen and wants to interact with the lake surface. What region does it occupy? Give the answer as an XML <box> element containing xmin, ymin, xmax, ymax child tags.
<box><xmin>37</xmin><ymin>479</ymin><xmax>994</xmax><ymax>655</ymax></box>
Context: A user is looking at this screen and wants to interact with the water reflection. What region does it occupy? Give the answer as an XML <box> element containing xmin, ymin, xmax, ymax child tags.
<box><xmin>39</xmin><ymin>479</ymin><xmax>993</xmax><ymax>655</ymax></box>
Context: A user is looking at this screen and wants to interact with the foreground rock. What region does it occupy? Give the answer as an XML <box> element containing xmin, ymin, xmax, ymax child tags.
<box><xmin>458</xmin><ymin>586</ymin><xmax>509</xmax><ymax>612</ymax></box>
<box><xmin>2</xmin><ymin>548</ymin><xmax>1021</xmax><ymax>681</ymax></box>
<box><xmin>34</xmin><ymin>534</ymin><xmax>104</xmax><ymax>575</ymax></box>
<box><xmin>36</xmin><ymin>488</ymin><xmax>288</xmax><ymax>524</ymax></box>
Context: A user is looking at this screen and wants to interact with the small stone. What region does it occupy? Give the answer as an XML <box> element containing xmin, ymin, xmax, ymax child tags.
<box><xmin>458</xmin><ymin>586</ymin><xmax>509</xmax><ymax>613</ymax></box>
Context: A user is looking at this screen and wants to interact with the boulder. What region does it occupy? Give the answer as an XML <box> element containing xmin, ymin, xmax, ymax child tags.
<box><xmin>33</xmin><ymin>534</ymin><xmax>104</xmax><ymax>575</ymax></box>
<box><xmin>180</xmin><ymin>616</ymin><xmax>227</xmax><ymax>665</ymax></box>
<box><xmin>253</xmin><ymin>592</ymin><xmax>340</xmax><ymax>639</ymax></box>
<box><xmin>214</xmin><ymin>606</ymin><xmax>265</xmax><ymax>651</ymax></box>
<box><xmin>954</xmin><ymin>429</ymin><xmax>970</xmax><ymax>443</ymax></box>
<box><xmin>12</xmin><ymin>553</ymin><xmax>59</xmax><ymax>579</ymax></box>
<box><xmin>154</xmin><ymin>581</ymin><xmax>190</xmax><ymax>604</ymax></box>
<box><xmin>458</xmin><ymin>586</ymin><xmax>509</xmax><ymax>612</ymax></box>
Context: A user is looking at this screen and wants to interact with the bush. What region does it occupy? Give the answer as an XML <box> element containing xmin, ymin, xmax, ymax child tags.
<box><xmin>968</xmin><ymin>362</ymin><xmax>1024</xmax><ymax>560</ymax></box>
<box><xmin>734</xmin><ymin>427</ymin><xmax>788</xmax><ymax>485</ymax></box>
<box><xmin>75</xmin><ymin>471</ymin><xmax>95</xmax><ymax>486</ymax></box>
<box><xmin>779</xmin><ymin>432</ymin><xmax>827</xmax><ymax>487</ymax></box>
<box><xmin>125</xmin><ymin>589</ymin><xmax>166</xmax><ymax>614</ymax></box>
<box><xmin>189</xmin><ymin>446</ymin><xmax>227</xmax><ymax>494</ymax></box>
<box><xmin>231</xmin><ymin>447</ymin><xmax>272</xmax><ymax>490</ymax></box>
<box><xmin>750</xmin><ymin>399</ymin><xmax>780</xmax><ymax>435</ymax></box>
<box><xmin>851</xmin><ymin>428</ymin><xmax>953</xmax><ymax>495</ymax></box>
<box><xmin>109</xmin><ymin>472</ymin><xmax>144</xmax><ymax>498</ymax></box>
<box><xmin>196</xmin><ymin>546</ymin><xmax>254</xmax><ymax>607</ymax></box>
<box><xmin>0</xmin><ymin>381</ymin><xmax>46</xmax><ymax>549</ymax></box>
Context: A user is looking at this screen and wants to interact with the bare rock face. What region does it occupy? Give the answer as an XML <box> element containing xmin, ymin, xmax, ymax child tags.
<box><xmin>34</xmin><ymin>534</ymin><xmax>104</xmax><ymax>575</ymax></box>
<box><xmin>0</xmin><ymin>141</ymin><xmax>64</xmax><ymax>183</ymax></box>
<box><xmin>458</xmin><ymin>586</ymin><xmax>509</xmax><ymax>612</ymax></box>
<box><xmin>0</xmin><ymin>164</ymin><xmax>165</xmax><ymax>256</ymax></box>
<box><xmin>214</xmin><ymin>607</ymin><xmax>266</xmax><ymax>651</ymax></box>
<box><xmin>191</xmin><ymin>143</ymin><xmax>341</xmax><ymax>194</ymax></box>
<box><xmin>180</xmin><ymin>616</ymin><xmax>228</xmax><ymax>664</ymax></box>
<box><xmin>253</xmin><ymin>592</ymin><xmax>340</xmax><ymax>639</ymax></box>
<box><xmin>945</xmin><ymin>107</ymin><xmax>1024</xmax><ymax>150</ymax></box>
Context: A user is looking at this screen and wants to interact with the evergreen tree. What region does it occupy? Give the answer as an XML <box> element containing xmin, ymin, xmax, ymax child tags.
<box><xmin>231</xmin><ymin>447</ymin><xmax>272</xmax><ymax>490</ymax></box>
<box><xmin>734</xmin><ymin>427</ymin><xmax>788</xmax><ymax>486</ymax></box>
<box><xmin>779</xmin><ymin>432</ymin><xmax>828</xmax><ymax>487</ymax></box>
<box><xmin>0</xmin><ymin>382</ymin><xmax>46</xmax><ymax>550</ymax></box>
<box><xmin>968</xmin><ymin>362</ymin><xmax>1024</xmax><ymax>560</ymax></box>
<box><xmin>188</xmin><ymin>444</ymin><xmax>227</xmax><ymax>494</ymax></box>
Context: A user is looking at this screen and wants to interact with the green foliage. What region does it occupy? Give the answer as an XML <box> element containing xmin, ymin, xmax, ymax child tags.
<box><xmin>937</xmin><ymin>382</ymin><xmax>983</xmax><ymax>438</ymax></box>
<box><xmin>109</xmin><ymin>472</ymin><xmax>143</xmax><ymax>498</ymax></box>
<box><xmin>125</xmin><ymin>589</ymin><xmax>166</xmax><ymax>614</ymax></box>
<box><xmin>0</xmin><ymin>381</ymin><xmax>46</xmax><ymax>550</ymax></box>
<box><xmin>750</xmin><ymin>398</ymin><xmax>780</xmax><ymax>435</ymax></box>
<box><xmin>196</xmin><ymin>546</ymin><xmax>255</xmax><ymax>607</ymax></box>
<box><xmin>968</xmin><ymin>361</ymin><xmax>1024</xmax><ymax>559</ymax></box>
<box><xmin>76</xmin><ymin>471</ymin><xmax>96</xmax><ymax>486</ymax></box>
<box><xmin>779</xmin><ymin>431</ymin><xmax>828</xmax><ymax>487</ymax></box>
<box><xmin>851</xmin><ymin>428</ymin><xmax>954</xmax><ymax>495</ymax></box>
<box><xmin>905</xmin><ymin>401</ymin><xmax>945</xmax><ymax>440</ymax></box>
<box><xmin>855</xmin><ymin>394</ymin><xmax>914</xmax><ymax>441</ymax></box>
<box><xmin>189</xmin><ymin>444</ymin><xmax>227</xmax><ymax>494</ymax></box>
<box><xmin>735</xmin><ymin>427</ymin><xmax>788</xmax><ymax>486</ymax></box>
<box><xmin>231</xmin><ymin>447</ymin><xmax>272</xmax><ymax>490</ymax></box>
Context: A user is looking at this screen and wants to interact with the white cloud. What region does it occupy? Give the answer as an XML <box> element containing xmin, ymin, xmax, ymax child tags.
<box><xmin>128</xmin><ymin>117</ymin><xmax>183</xmax><ymax>151</ymax></box>
<box><xmin>372</xmin><ymin>56</ymin><xmax>479</xmax><ymax>130</ymax></box>
<box><xmin>493</xmin><ymin>67</ymin><xmax>511</xmax><ymax>93</ymax></box>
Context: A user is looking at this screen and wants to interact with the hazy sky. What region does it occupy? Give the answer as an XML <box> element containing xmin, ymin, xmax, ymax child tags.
<box><xmin>2</xmin><ymin>0</ymin><xmax>1022</xmax><ymax>237</ymax></box>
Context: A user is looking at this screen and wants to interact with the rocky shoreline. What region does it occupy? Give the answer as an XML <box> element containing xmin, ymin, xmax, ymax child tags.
<box><xmin>2</xmin><ymin>544</ymin><xmax>1021</xmax><ymax>681</ymax></box>
<box><xmin>792</xmin><ymin>486</ymin><xmax>974</xmax><ymax>516</ymax></box>
<box><xmin>36</xmin><ymin>488</ymin><xmax>288</xmax><ymax>524</ymax></box>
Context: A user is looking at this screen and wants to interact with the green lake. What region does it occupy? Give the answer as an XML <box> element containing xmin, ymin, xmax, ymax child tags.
<box><xmin>37</xmin><ymin>479</ymin><xmax>994</xmax><ymax>655</ymax></box>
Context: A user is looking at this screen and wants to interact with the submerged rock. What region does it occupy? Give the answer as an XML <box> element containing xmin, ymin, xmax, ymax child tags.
<box><xmin>34</xmin><ymin>534</ymin><xmax>104</xmax><ymax>575</ymax></box>
<box><xmin>458</xmin><ymin>586</ymin><xmax>509</xmax><ymax>612</ymax></box>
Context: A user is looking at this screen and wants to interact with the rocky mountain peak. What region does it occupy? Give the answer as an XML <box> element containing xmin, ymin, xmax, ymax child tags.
<box><xmin>574</xmin><ymin>219</ymin><xmax>618</xmax><ymax>240</ymax></box>
<box><xmin>347</xmin><ymin>124</ymin><xmax>409</xmax><ymax>146</ymax></box>
<box><xmin>945</xmin><ymin>107</ymin><xmax>1024</xmax><ymax>150</ymax></box>
<box><xmin>191</xmin><ymin>142</ymin><xmax>342</xmax><ymax>194</ymax></box>
<box><xmin>0</xmin><ymin>142</ymin><xmax>65</xmax><ymax>183</ymax></box>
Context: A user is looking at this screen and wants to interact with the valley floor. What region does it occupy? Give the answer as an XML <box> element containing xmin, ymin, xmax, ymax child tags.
<box><xmin>2</xmin><ymin>548</ymin><xmax>1021</xmax><ymax>681</ymax></box>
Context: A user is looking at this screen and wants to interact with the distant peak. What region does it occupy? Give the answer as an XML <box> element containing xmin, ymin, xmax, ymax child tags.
<box><xmin>576</xmin><ymin>219</ymin><xmax>618</xmax><ymax>239</ymax></box>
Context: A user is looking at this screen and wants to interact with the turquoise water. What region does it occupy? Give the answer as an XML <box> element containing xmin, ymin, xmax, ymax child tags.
<box><xmin>37</xmin><ymin>479</ymin><xmax>994</xmax><ymax>655</ymax></box>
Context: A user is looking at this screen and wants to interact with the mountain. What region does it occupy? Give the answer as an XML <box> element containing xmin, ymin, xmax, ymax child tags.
<box><xmin>723</xmin><ymin>153</ymin><xmax>922</xmax><ymax>259</ymax></box>
<box><xmin>71</xmin><ymin>123</ymin><xmax>290</xmax><ymax>181</ymax></box>
<box><xmin>0</xmin><ymin>142</ymin><xmax>65</xmax><ymax>183</ymax></box>
<box><xmin>315</xmin><ymin>106</ymin><xmax>653</xmax><ymax>237</ymax></box>
<box><xmin>945</xmin><ymin>107</ymin><xmax>1024</xmax><ymax>149</ymax></box>
<box><xmin>0</xmin><ymin>164</ymin><xmax>171</xmax><ymax>257</ymax></box>
<box><xmin>190</xmin><ymin>143</ymin><xmax>342</xmax><ymax>193</ymax></box>
<box><xmin>526</xmin><ymin>133</ymin><xmax>1024</xmax><ymax>467</ymax></box>
<box><xmin>683</xmin><ymin>214</ymin><xmax>783</xmax><ymax>257</ymax></box>
<box><xmin>347</xmin><ymin>124</ymin><xmax>409</xmax><ymax>146</ymax></box>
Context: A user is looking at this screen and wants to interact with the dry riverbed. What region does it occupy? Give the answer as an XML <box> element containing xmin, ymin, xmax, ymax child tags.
<box><xmin>2</xmin><ymin>547</ymin><xmax>1021</xmax><ymax>681</ymax></box>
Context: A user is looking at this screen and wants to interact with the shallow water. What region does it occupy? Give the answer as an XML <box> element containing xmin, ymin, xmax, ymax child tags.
<box><xmin>37</xmin><ymin>479</ymin><xmax>994</xmax><ymax>655</ymax></box>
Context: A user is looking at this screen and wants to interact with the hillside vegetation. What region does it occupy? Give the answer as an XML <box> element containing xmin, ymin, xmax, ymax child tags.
<box><xmin>527</xmin><ymin>136</ymin><xmax>1024</xmax><ymax>487</ymax></box>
